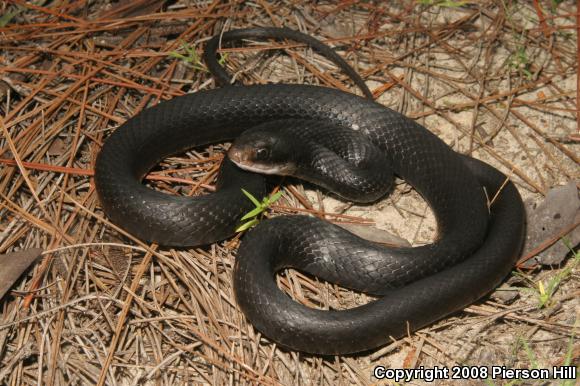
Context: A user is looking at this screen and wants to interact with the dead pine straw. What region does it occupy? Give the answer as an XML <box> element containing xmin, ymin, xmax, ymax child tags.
<box><xmin>0</xmin><ymin>1</ymin><xmax>578</xmax><ymax>385</ymax></box>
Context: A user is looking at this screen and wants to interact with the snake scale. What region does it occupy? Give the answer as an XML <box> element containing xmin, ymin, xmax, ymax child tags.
<box><xmin>95</xmin><ymin>28</ymin><xmax>525</xmax><ymax>354</ymax></box>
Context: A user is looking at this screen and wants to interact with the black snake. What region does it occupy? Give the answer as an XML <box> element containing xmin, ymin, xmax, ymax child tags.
<box><xmin>94</xmin><ymin>28</ymin><xmax>525</xmax><ymax>354</ymax></box>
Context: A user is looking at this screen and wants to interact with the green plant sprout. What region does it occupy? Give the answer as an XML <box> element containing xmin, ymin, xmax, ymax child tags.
<box><xmin>518</xmin><ymin>238</ymin><xmax>579</xmax><ymax>309</ymax></box>
<box><xmin>560</xmin><ymin>324</ymin><xmax>577</xmax><ymax>386</ymax></box>
<box><xmin>508</xmin><ymin>46</ymin><xmax>533</xmax><ymax>80</ymax></box>
<box><xmin>485</xmin><ymin>336</ymin><xmax>539</xmax><ymax>386</ymax></box>
<box><xmin>169</xmin><ymin>40</ymin><xmax>228</xmax><ymax>72</ymax></box>
<box><xmin>0</xmin><ymin>8</ymin><xmax>20</xmax><ymax>27</ymax></box>
<box><xmin>417</xmin><ymin>0</ymin><xmax>470</xmax><ymax>7</ymax></box>
<box><xmin>550</xmin><ymin>0</ymin><xmax>564</xmax><ymax>13</ymax></box>
<box><xmin>484</xmin><ymin>331</ymin><xmax>577</xmax><ymax>386</ymax></box>
<box><xmin>0</xmin><ymin>0</ymin><xmax>47</xmax><ymax>27</ymax></box>
<box><xmin>235</xmin><ymin>189</ymin><xmax>284</xmax><ymax>232</ymax></box>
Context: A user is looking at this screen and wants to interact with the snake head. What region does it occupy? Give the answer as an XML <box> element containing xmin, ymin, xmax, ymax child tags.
<box><xmin>228</xmin><ymin>124</ymin><xmax>298</xmax><ymax>176</ymax></box>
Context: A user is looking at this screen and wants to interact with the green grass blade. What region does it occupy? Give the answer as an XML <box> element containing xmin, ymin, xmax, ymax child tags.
<box><xmin>240</xmin><ymin>207</ymin><xmax>264</xmax><ymax>221</ymax></box>
<box><xmin>266</xmin><ymin>190</ymin><xmax>284</xmax><ymax>205</ymax></box>
<box><xmin>0</xmin><ymin>9</ymin><xmax>20</xmax><ymax>27</ymax></box>
<box><xmin>236</xmin><ymin>218</ymin><xmax>259</xmax><ymax>232</ymax></box>
<box><xmin>241</xmin><ymin>189</ymin><xmax>262</xmax><ymax>207</ymax></box>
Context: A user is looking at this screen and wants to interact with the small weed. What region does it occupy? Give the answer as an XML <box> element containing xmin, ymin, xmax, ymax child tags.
<box><xmin>499</xmin><ymin>0</ymin><xmax>534</xmax><ymax>81</ymax></box>
<box><xmin>484</xmin><ymin>337</ymin><xmax>536</xmax><ymax>386</ymax></box>
<box><xmin>508</xmin><ymin>46</ymin><xmax>533</xmax><ymax>80</ymax></box>
<box><xmin>486</xmin><ymin>331</ymin><xmax>577</xmax><ymax>386</ymax></box>
<box><xmin>1</xmin><ymin>0</ymin><xmax>47</xmax><ymax>27</ymax></box>
<box><xmin>0</xmin><ymin>8</ymin><xmax>20</xmax><ymax>27</ymax></box>
<box><xmin>560</xmin><ymin>325</ymin><xmax>577</xmax><ymax>386</ymax></box>
<box><xmin>417</xmin><ymin>0</ymin><xmax>470</xmax><ymax>7</ymax></box>
<box><xmin>169</xmin><ymin>40</ymin><xmax>228</xmax><ymax>72</ymax></box>
<box><xmin>520</xmin><ymin>337</ymin><xmax>540</xmax><ymax>369</ymax></box>
<box><xmin>550</xmin><ymin>0</ymin><xmax>565</xmax><ymax>13</ymax></box>
<box><xmin>236</xmin><ymin>189</ymin><xmax>284</xmax><ymax>232</ymax></box>
<box><xmin>519</xmin><ymin>239</ymin><xmax>579</xmax><ymax>308</ymax></box>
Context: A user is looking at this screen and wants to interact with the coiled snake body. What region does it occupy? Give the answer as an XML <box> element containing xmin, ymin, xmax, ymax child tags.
<box><xmin>95</xmin><ymin>28</ymin><xmax>525</xmax><ymax>354</ymax></box>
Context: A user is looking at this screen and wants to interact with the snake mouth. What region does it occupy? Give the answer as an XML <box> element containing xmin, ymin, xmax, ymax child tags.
<box><xmin>227</xmin><ymin>146</ymin><xmax>249</xmax><ymax>164</ymax></box>
<box><xmin>228</xmin><ymin>146</ymin><xmax>294</xmax><ymax>175</ymax></box>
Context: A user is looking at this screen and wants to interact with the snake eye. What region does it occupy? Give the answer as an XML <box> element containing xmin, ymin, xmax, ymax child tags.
<box><xmin>255</xmin><ymin>148</ymin><xmax>270</xmax><ymax>160</ymax></box>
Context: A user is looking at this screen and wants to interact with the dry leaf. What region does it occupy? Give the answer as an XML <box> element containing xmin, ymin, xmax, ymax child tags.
<box><xmin>0</xmin><ymin>248</ymin><xmax>43</xmax><ymax>300</ymax></box>
<box><xmin>523</xmin><ymin>181</ymin><xmax>580</xmax><ymax>266</ymax></box>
